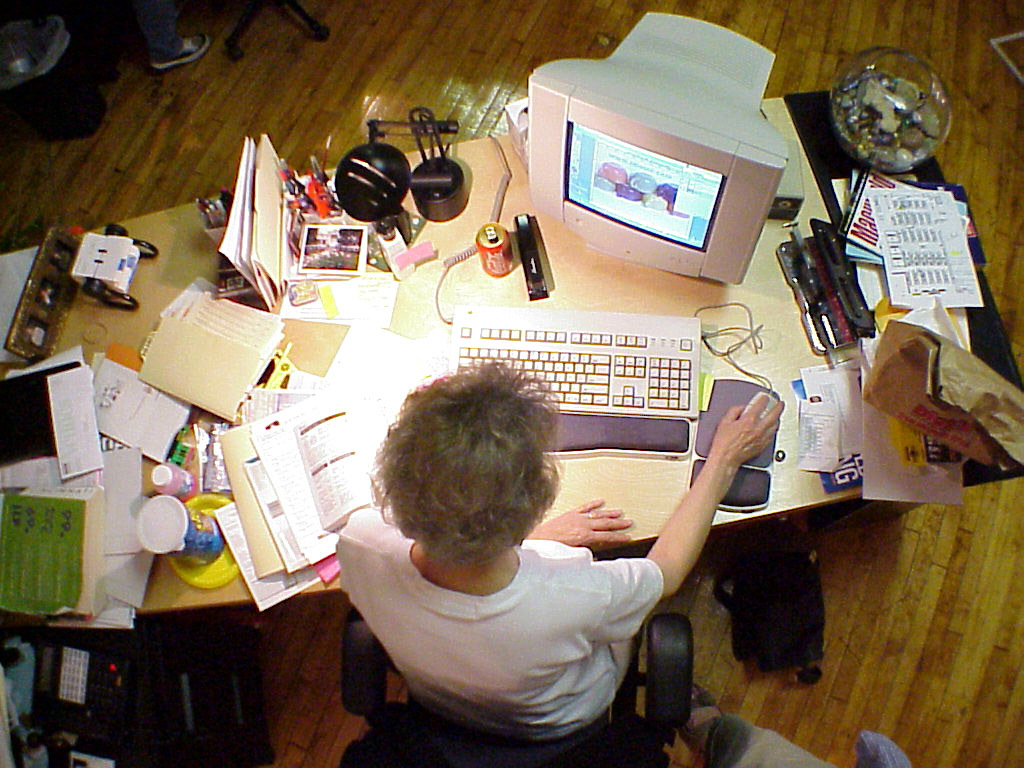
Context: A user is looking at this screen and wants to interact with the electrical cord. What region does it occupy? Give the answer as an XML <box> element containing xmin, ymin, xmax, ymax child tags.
<box><xmin>434</xmin><ymin>244</ymin><xmax>478</xmax><ymax>324</ymax></box>
<box><xmin>433</xmin><ymin>136</ymin><xmax>511</xmax><ymax>325</ymax></box>
<box><xmin>696</xmin><ymin>301</ymin><xmax>773</xmax><ymax>391</ymax></box>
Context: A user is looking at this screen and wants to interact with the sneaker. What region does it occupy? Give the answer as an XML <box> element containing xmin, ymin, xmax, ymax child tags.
<box><xmin>151</xmin><ymin>34</ymin><xmax>211</xmax><ymax>71</ymax></box>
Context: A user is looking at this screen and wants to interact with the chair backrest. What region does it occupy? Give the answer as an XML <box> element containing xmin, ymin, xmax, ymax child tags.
<box><xmin>339</xmin><ymin>610</ymin><xmax>693</xmax><ymax>768</ymax></box>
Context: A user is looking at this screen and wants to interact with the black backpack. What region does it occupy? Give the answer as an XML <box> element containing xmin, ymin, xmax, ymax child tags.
<box><xmin>714</xmin><ymin>544</ymin><xmax>825</xmax><ymax>684</ymax></box>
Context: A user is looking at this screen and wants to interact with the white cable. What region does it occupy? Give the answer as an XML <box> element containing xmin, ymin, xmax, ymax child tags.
<box><xmin>434</xmin><ymin>244</ymin><xmax>478</xmax><ymax>324</ymax></box>
<box><xmin>696</xmin><ymin>302</ymin><xmax>773</xmax><ymax>391</ymax></box>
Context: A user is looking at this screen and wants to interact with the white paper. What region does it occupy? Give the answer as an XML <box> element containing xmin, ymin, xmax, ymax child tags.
<box><xmin>869</xmin><ymin>187</ymin><xmax>983</xmax><ymax>309</ymax></box>
<box><xmin>99</xmin><ymin>447</ymin><xmax>144</xmax><ymax>555</ymax></box>
<box><xmin>800</xmin><ymin>360</ymin><xmax>863</xmax><ymax>456</ymax></box>
<box><xmin>46</xmin><ymin>366</ymin><xmax>103</xmax><ymax>480</ymax></box>
<box><xmin>216</xmin><ymin>502</ymin><xmax>321</xmax><ymax>612</ymax></box>
<box><xmin>175</xmin><ymin>292</ymin><xmax>284</xmax><ymax>359</ymax></box>
<box><xmin>325</xmin><ymin>326</ymin><xmax>448</xmax><ymax>429</ymax></box>
<box><xmin>243</xmin><ymin>456</ymin><xmax>308</xmax><ymax>572</ymax></box>
<box><xmin>796</xmin><ymin>398</ymin><xmax>841</xmax><ymax>472</ymax></box>
<box><xmin>248</xmin><ymin>395</ymin><xmax>375</xmax><ymax>564</ymax></box>
<box><xmin>93</xmin><ymin>357</ymin><xmax>191</xmax><ymax>462</ymax></box>
<box><xmin>0</xmin><ymin>456</ymin><xmax>97</xmax><ymax>490</ymax></box>
<box><xmin>240</xmin><ymin>388</ymin><xmax>321</xmax><ymax>423</ymax></box>
<box><xmin>219</xmin><ymin>137</ymin><xmax>258</xmax><ymax>286</ymax></box>
<box><xmin>102</xmin><ymin>552</ymin><xmax>153</xmax><ymax>608</ymax></box>
<box><xmin>48</xmin><ymin>598</ymin><xmax>135</xmax><ymax>629</ymax></box>
<box><xmin>277</xmin><ymin>275</ymin><xmax>399</xmax><ymax>326</ymax></box>
<box><xmin>4</xmin><ymin>346</ymin><xmax>85</xmax><ymax>379</ymax></box>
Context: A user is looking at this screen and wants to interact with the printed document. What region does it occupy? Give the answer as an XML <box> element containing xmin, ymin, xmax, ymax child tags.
<box><xmin>248</xmin><ymin>393</ymin><xmax>375</xmax><ymax>565</ymax></box>
<box><xmin>866</xmin><ymin>187</ymin><xmax>983</xmax><ymax>309</ymax></box>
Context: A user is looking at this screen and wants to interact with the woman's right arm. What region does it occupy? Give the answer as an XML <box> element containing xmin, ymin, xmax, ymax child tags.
<box><xmin>646</xmin><ymin>397</ymin><xmax>782</xmax><ymax>597</ymax></box>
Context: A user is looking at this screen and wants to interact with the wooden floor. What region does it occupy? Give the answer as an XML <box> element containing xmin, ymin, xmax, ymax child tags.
<box><xmin>3</xmin><ymin>0</ymin><xmax>1024</xmax><ymax>766</ymax></box>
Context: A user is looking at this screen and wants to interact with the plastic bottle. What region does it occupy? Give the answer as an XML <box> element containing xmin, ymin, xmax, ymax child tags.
<box><xmin>151</xmin><ymin>463</ymin><xmax>196</xmax><ymax>500</ymax></box>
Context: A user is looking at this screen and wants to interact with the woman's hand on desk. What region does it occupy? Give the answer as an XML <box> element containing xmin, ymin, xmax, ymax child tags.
<box><xmin>527</xmin><ymin>499</ymin><xmax>633</xmax><ymax>548</ymax></box>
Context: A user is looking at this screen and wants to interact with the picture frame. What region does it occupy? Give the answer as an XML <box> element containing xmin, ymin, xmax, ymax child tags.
<box><xmin>297</xmin><ymin>223</ymin><xmax>367</xmax><ymax>278</ymax></box>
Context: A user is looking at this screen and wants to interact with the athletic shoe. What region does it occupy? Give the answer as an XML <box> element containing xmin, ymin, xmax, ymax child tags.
<box><xmin>151</xmin><ymin>34</ymin><xmax>211</xmax><ymax>72</ymax></box>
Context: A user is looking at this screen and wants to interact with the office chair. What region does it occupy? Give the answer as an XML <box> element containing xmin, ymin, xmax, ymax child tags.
<box><xmin>224</xmin><ymin>0</ymin><xmax>329</xmax><ymax>60</ymax></box>
<box><xmin>340</xmin><ymin>609</ymin><xmax>693</xmax><ymax>768</ymax></box>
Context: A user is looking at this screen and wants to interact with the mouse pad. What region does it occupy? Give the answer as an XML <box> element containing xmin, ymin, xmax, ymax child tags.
<box><xmin>694</xmin><ymin>379</ymin><xmax>777</xmax><ymax>469</ymax></box>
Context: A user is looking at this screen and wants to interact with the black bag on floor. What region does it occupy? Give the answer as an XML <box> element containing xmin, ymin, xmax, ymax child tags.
<box><xmin>714</xmin><ymin>544</ymin><xmax>825</xmax><ymax>683</ymax></box>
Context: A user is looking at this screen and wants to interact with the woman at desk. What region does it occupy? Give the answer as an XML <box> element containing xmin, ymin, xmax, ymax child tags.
<box><xmin>336</xmin><ymin>362</ymin><xmax>781</xmax><ymax>740</ymax></box>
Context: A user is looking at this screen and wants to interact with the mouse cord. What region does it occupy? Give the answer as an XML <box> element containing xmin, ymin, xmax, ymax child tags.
<box><xmin>696</xmin><ymin>301</ymin><xmax>773</xmax><ymax>391</ymax></box>
<box><xmin>435</xmin><ymin>244</ymin><xmax>478</xmax><ymax>324</ymax></box>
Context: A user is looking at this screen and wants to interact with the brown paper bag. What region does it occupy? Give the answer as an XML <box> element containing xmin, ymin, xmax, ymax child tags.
<box><xmin>862</xmin><ymin>320</ymin><xmax>1024</xmax><ymax>468</ymax></box>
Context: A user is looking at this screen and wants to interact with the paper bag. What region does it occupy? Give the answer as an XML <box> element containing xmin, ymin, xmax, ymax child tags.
<box><xmin>863</xmin><ymin>320</ymin><xmax>1024</xmax><ymax>468</ymax></box>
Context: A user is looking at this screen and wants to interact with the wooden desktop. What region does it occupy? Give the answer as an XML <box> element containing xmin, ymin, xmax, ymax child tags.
<box><xmin>51</xmin><ymin>99</ymin><xmax>854</xmax><ymax>611</ymax></box>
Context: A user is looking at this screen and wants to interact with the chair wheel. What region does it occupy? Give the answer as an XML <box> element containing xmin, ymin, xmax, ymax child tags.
<box><xmin>226</xmin><ymin>42</ymin><xmax>244</xmax><ymax>61</ymax></box>
<box><xmin>312</xmin><ymin>23</ymin><xmax>329</xmax><ymax>41</ymax></box>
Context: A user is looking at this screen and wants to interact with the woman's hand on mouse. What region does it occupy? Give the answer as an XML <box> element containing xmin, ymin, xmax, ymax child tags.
<box><xmin>707</xmin><ymin>398</ymin><xmax>783</xmax><ymax>473</ymax></box>
<box><xmin>527</xmin><ymin>499</ymin><xmax>633</xmax><ymax>548</ymax></box>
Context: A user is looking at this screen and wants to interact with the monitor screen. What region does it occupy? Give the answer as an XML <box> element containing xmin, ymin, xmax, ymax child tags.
<box><xmin>565</xmin><ymin>123</ymin><xmax>725</xmax><ymax>252</ymax></box>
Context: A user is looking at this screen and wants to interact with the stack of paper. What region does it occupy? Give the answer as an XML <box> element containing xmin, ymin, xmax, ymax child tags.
<box><xmin>841</xmin><ymin>170</ymin><xmax>984</xmax><ymax>310</ymax></box>
<box><xmin>139</xmin><ymin>290</ymin><xmax>285</xmax><ymax>422</ymax></box>
<box><xmin>219</xmin><ymin>134</ymin><xmax>287</xmax><ymax>310</ymax></box>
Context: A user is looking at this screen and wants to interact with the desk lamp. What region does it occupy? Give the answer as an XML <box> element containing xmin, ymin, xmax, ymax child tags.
<box><xmin>334</xmin><ymin>107</ymin><xmax>469</xmax><ymax>224</ymax></box>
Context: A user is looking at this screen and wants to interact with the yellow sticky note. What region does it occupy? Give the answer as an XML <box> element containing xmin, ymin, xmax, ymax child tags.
<box><xmin>318</xmin><ymin>283</ymin><xmax>338</xmax><ymax>319</ymax></box>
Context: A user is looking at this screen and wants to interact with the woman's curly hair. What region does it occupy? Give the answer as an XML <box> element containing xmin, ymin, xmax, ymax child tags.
<box><xmin>373</xmin><ymin>362</ymin><xmax>561</xmax><ymax>566</ymax></box>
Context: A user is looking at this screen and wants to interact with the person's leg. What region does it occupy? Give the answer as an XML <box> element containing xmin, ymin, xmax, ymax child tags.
<box><xmin>131</xmin><ymin>0</ymin><xmax>210</xmax><ymax>69</ymax></box>
<box><xmin>704</xmin><ymin>714</ymin><xmax>835</xmax><ymax>768</ymax></box>
<box><xmin>131</xmin><ymin>0</ymin><xmax>182</xmax><ymax>62</ymax></box>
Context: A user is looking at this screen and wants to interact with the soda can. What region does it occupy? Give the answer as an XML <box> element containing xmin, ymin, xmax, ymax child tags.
<box><xmin>476</xmin><ymin>222</ymin><xmax>514</xmax><ymax>277</ymax></box>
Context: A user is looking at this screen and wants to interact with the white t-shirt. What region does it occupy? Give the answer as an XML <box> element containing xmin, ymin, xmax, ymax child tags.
<box><xmin>336</xmin><ymin>507</ymin><xmax>664</xmax><ymax>740</ymax></box>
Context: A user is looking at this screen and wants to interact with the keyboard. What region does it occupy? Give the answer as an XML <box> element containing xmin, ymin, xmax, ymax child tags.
<box><xmin>450</xmin><ymin>306</ymin><xmax>702</xmax><ymax>454</ymax></box>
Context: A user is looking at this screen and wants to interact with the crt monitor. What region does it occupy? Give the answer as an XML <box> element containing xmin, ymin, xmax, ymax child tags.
<box><xmin>527</xmin><ymin>14</ymin><xmax>787</xmax><ymax>284</ymax></box>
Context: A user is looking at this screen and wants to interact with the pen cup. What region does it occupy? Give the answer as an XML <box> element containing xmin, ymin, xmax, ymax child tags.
<box><xmin>137</xmin><ymin>494</ymin><xmax>225</xmax><ymax>565</ymax></box>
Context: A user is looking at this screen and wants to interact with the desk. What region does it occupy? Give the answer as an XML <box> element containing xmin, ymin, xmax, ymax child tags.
<box><xmin>48</xmin><ymin>99</ymin><xmax>873</xmax><ymax>610</ymax></box>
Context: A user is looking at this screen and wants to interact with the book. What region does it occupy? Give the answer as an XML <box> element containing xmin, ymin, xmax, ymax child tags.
<box><xmin>0</xmin><ymin>486</ymin><xmax>106</xmax><ymax>616</ymax></box>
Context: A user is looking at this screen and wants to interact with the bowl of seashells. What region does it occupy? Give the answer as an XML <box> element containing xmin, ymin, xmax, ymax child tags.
<box><xmin>829</xmin><ymin>47</ymin><xmax>951</xmax><ymax>173</ymax></box>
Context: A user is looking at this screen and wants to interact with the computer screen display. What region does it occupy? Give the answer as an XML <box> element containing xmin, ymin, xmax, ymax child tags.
<box><xmin>565</xmin><ymin>123</ymin><xmax>725</xmax><ymax>252</ymax></box>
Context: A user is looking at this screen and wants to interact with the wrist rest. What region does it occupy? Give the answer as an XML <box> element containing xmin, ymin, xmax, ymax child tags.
<box><xmin>555</xmin><ymin>413</ymin><xmax>690</xmax><ymax>455</ymax></box>
<box><xmin>690</xmin><ymin>459</ymin><xmax>771</xmax><ymax>512</ymax></box>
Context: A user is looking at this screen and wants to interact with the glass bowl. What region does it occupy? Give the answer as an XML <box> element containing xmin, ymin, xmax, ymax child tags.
<box><xmin>829</xmin><ymin>47</ymin><xmax>951</xmax><ymax>173</ymax></box>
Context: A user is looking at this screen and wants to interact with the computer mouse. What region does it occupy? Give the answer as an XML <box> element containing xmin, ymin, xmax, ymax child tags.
<box><xmin>740</xmin><ymin>390</ymin><xmax>780</xmax><ymax>420</ymax></box>
<box><xmin>691</xmin><ymin>378</ymin><xmax>781</xmax><ymax>512</ymax></box>
<box><xmin>694</xmin><ymin>379</ymin><xmax>779</xmax><ymax>468</ymax></box>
